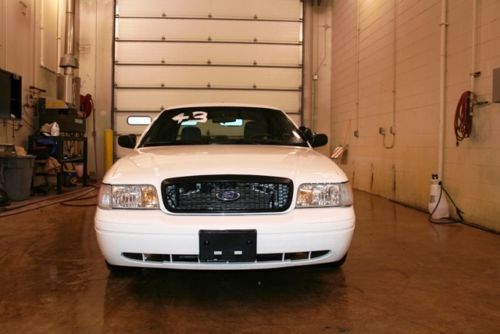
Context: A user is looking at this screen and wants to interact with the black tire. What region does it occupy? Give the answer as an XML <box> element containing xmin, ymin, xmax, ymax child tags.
<box><xmin>105</xmin><ymin>261</ymin><xmax>140</xmax><ymax>275</ymax></box>
<box><xmin>328</xmin><ymin>253</ymin><xmax>348</xmax><ymax>268</ymax></box>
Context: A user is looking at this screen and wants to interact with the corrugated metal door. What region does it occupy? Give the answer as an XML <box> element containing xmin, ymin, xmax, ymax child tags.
<box><xmin>113</xmin><ymin>0</ymin><xmax>304</xmax><ymax>156</ymax></box>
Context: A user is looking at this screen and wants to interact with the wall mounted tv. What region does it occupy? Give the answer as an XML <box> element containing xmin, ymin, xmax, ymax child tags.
<box><xmin>0</xmin><ymin>68</ymin><xmax>22</xmax><ymax>120</ymax></box>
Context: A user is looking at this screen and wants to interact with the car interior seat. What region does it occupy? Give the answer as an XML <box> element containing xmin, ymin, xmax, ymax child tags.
<box><xmin>180</xmin><ymin>126</ymin><xmax>202</xmax><ymax>143</ymax></box>
<box><xmin>244</xmin><ymin>121</ymin><xmax>268</xmax><ymax>139</ymax></box>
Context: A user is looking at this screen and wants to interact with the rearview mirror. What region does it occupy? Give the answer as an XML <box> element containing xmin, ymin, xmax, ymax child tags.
<box><xmin>299</xmin><ymin>126</ymin><xmax>313</xmax><ymax>141</ymax></box>
<box><xmin>118</xmin><ymin>134</ymin><xmax>137</xmax><ymax>149</ymax></box>
<box><xmin>310</xmin><ymin>133</ymin><xmax>328</xmax><ymax>148</ymax></box>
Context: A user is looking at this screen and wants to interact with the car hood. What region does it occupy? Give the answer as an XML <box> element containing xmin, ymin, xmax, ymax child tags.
<box><xmin>104</xmin><ymin>145</ymin><xmax>348</xmax><ymax>185</ymax></box>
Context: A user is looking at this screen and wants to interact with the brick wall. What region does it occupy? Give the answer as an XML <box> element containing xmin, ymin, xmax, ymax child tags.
<box><xmin>330</xmin><ymin>0</ymin><xmax>500</xmax><ymax>231</ymax></box>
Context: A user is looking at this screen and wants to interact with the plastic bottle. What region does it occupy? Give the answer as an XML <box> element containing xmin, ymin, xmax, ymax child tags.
<box><xmin>428</xmin><ymin>174</ymin><xmax>450</xmax><ymax>219</ymax></box>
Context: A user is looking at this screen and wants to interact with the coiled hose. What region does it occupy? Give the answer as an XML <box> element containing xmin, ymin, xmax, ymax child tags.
<box><xmin>454</xmin><ymin>91</ymin><xmax>474</xmax><ymax>145</ymax></box>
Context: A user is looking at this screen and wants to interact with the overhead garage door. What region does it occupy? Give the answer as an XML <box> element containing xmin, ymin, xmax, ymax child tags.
<box><xmin>113</xmin><ymin>0</ymin><xmax>304</xmax><ymax>156</ymax></box>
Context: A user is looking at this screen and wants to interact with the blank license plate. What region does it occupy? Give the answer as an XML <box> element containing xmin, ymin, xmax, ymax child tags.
<box><xmin>199</xmin><ymin>230</ymin><xmax>257</xmax><ymax>263</ymax></box>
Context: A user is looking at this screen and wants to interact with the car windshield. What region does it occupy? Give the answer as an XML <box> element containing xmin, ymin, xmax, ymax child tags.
<box><xmin>138</xmin><ymin>106</ymin><xmax>308</xmax><ymax>147</ymax></box>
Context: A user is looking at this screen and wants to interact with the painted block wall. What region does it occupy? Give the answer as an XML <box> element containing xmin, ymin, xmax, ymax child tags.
<box><xmin>444</xmin><ymin>0</ymin><xmax>500</xmax><ymax>231</ymax></box>
<box><xmin>0</xmin><ymin>0</ymin><xmax>109</xmax><ymax>178</ymax></box>
<box><xmin>0</xmin><ymin>0</ymin><xmax>61</xmax><ymax>147</ymax></box>
<box><xmin>78</xmin><ymin>0</ymin><xmax>113</xmax><ymax>179</ymax></box>
<box><xmin>330</xmin><ymin>0</ymin><xmax>500</xmax><ymax>232</ymax></box>
<box><xmin>303</xmin><ymin>1</ymin><xmax>333</xmax><ymax>158</ymax></box>
<box><xmin>0</xmin><ymin>0</ymin><xmax>36</xmax><ymax>146</ymax></box>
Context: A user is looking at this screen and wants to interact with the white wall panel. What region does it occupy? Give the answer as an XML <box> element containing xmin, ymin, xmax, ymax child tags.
<box><xmin>116</xmin><ymin>0</ymin><xmax>301</xmax><ymax>20</ymax></box>
<box><xmin>115</xmin><ymin>43</ymin><xmax>302</xmax><ymax>65</ymax></box>
<box><xmin>117</xmin><ymin>20</ymin><xmax>301</xmax><ymax>43</ymax></box>
<box><xmin>115</xmin><ymin>66</ymin><xmax>301</xmax><ymax>88</ymax></box>
<box><xmin>115</xmin><ymin>90</ymin><xmax>301</xmax><ymax>113</ymax></box>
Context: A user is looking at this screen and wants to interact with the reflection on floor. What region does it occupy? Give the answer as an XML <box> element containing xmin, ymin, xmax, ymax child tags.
<box><xmin>0</xmin><ymin>190</ymin><xmax>498</xmax><ymax>333</ymax></box>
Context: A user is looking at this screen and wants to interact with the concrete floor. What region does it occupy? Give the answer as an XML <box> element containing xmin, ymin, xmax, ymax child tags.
<box><xmin>0</xmin><ymin>190</ymin><xmax>498</xmax><ymax>333</ymax></box>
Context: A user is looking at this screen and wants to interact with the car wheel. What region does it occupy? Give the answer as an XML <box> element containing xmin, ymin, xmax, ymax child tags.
<box><xmin>328</xmin><ymin>253</ymin><xmax>347</xmax><ymax>268</ymax></box>
<box><xmin>105</xmin><ymin>261</ymin><xmax>139</xmax><ymax>275</ymax></box>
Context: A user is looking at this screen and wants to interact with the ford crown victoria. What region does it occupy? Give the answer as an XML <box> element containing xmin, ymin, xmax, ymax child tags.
<box><xmin>95</xmin><ymin>104</ymin><xmax>355</xmax><ymax>271</ymax></box>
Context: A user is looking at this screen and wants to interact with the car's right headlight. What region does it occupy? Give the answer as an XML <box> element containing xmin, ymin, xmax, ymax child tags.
<box><xmin>296</xmin><ymin>182</ymin><xmax>353</xmax><ymax>208</ymax></box>
<box><xmin>98</xmin><ymin>184</ymin><xmax>159</xmax><ymax>209</ymax></box>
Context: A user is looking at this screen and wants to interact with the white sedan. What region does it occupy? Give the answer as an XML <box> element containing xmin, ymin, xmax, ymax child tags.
<box><xmin>95</xmin><ymin>104</ymin><xmax>355</xmax><ymax>271</ymax></box>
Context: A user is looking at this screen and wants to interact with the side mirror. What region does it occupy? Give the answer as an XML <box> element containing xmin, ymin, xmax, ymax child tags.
<box><xmin>310</xmin><ymin>133</ymin><xmax>328</xmax><ymax>147</ymax></box>
<box><xmin>299</xmin><ymin>126</ymin><xmax>313</xmax><ymax>141</ymax></box>
<box><xmin>118</xmin><ymin>134</ymin><xmax>137</xmax><ymax>149</ymax></box>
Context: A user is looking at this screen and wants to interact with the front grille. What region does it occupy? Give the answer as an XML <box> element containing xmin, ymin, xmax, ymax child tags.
<box><xmin>161</xmin><ymin>175</ymin><xmax>293</xmax><ymax>213</ymax></box>
<box><xmin>122</xmin><ymin>250</ymin><xmax>331</xmax><ymax>263</ymax></box>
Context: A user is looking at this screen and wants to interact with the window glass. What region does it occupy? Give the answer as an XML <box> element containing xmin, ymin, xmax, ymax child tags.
<box><xmin>127</xmin><ymin>116</ymin><xmax>151</xmax><ymax>125</ymax></box>
<box><xmin>139</xmin><ymin>107</ymin><xmax>306</xmax><ymax>147</ymax></box>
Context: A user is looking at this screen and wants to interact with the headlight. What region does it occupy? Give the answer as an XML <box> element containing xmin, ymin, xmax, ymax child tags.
<box><xmin>98</xmin><ymin>184</ymin><xmax>159</xmax><ymax>209</ymax></box>
<box><xmin>296</xmin><ymin>182</ymin><xmax>353</xmax><ymax>208</ymax></box>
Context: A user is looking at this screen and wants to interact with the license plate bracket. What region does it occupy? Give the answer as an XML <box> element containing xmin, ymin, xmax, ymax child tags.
<box><xmin>199</xmin><ymin>229</ymin><xmax>257</xmax><ymax>263</ymax></box>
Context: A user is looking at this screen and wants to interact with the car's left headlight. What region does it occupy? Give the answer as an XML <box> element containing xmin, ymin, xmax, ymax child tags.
<box><xmin>98</xmin><ymin>184</ymin><xmax>159</xmax><ymax>209</ymax></box>
<box><xmin>296</xmin><ymin>182</ymin><xmax>353</xmax><ymax>208</ymax></box>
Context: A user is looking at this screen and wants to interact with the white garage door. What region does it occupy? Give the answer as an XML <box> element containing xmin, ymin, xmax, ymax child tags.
<box><xmin>113</xmin><ymin>0</ymin><xmax>304</xmax><ymax>156</ymax></box>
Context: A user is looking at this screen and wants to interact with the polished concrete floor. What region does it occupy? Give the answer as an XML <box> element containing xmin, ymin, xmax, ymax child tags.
<box><xmin>0</xmin><ymin>190</ymin><xmax>498</xmax><ymax>333</ymax></box>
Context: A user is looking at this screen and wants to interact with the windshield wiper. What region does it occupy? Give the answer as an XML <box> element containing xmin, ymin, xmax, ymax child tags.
<box><xmin>235</xmin><ymin>138</ymin><xmax>305</xmax><ymax>146</ymax></box>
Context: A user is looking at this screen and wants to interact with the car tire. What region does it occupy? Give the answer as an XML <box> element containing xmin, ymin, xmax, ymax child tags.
<box><xmin>105</xmin><ymin>261</ymin><xmax>139</xmax><ymax>275</ymax></box>
<box><xmin>328</xmin><ymin>253</ymin><xmax>347</xmax><ymax>268</ymax></box>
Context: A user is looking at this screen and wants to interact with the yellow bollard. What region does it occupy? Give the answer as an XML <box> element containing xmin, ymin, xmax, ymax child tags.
<box><xmin>103</xmin><ymin>129</ymin><xmax>114</xmax><ymax>173</ymax></box>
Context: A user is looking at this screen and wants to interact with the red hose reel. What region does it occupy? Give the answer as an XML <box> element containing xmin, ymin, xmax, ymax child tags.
<box><xmin>454</xmin><ymin>91</ymin><xmax>474</xmax><ymax>146</ymax></box>
<box><xmin>80</xmin><ymin>94</ymin><xmax>94</xmax><ymax>118</ymax></box>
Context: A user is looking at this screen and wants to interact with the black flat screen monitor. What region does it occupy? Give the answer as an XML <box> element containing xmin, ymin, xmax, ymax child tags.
<box><xmin>0</xmin><ymin>68</ymin><xmax>22</xmax><ymax>119</ymax></box>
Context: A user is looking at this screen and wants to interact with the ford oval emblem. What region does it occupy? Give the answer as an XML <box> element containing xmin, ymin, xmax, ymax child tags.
<box><xmin>216</xmin><ymin>190</ymin><xmax>241</xmax><ymax>202</ymax></box>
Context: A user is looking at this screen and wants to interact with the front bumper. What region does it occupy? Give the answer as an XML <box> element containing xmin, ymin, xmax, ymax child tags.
<box><xmin>94</xmin><ymin>207</ymin><xmax>355</xmax><ymax>270</ymax></box>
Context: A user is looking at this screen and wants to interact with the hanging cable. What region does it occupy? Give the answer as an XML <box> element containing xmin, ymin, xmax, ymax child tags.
<box><xmin>383</xmin><ymin>0</ymin><xmax>398</xmax><ymax>150</ymax></box>
<box><xmin>454</xmin><ymin>91</ymin><xmax>474</xmax><ymax>146</ymax></box>
<box><xmin>60</xmin><ymin>192</ymin><xmax>97</xmax><ymax>207</ymax></box>
<box><xmin>80</xmin><ymin>94</ymin><xmax>99</xmax><ymax>179</ymax></box>
<box><xmin>91</xmin><ymin>97</ymin><xmax>99</xmax><ymax>179</ymax></box>
<box><xmin>429</xmin><ymin>181</ymin><xmax>464</xmax><ymax>225</ymax></box>
<box><xmin>429</xmin><ymin>182</ymin><xmax>499</xmax><ymax>235</ymax></box>
<box><xmin>0</xmin><ymin>186</ymin><xmax>98</xmax><ymax>217</ymax></box>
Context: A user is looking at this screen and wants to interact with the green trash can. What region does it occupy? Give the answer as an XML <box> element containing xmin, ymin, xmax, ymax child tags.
<box><xmin>0</xmin><ymin>155</ymin><xmax>35</xmax><ymax>201</ymax></box>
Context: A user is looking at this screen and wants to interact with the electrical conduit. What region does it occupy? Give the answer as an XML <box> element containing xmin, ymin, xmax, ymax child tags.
<box><xmin>438</xmin><ymin>0</ymin><xmax>448</xmax><ymax>181</ymax></box>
